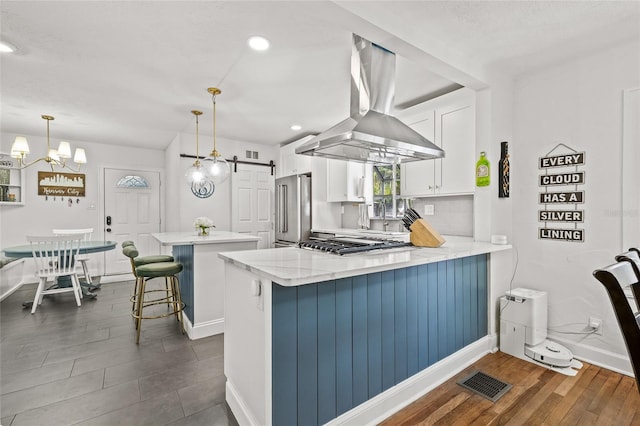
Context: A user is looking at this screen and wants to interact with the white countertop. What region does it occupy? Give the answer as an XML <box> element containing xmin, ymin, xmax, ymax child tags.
<box><xmin>152</xmin><ymin>231</ymin><xmax>260</xmax><ymax>246</ymax></box>
<box><xmin>219</xmin><ymin>237</ymin><xmax>511</xmax><ymax>286</ymax></box>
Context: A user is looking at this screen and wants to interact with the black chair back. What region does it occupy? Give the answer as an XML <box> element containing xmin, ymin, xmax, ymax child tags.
<box><xmin>615</xmin><ymin>250</ymin><xmax>640</xmax><ymax>311</ymax></box>
<box><xmin>593</xmin><ymin>261</ymin><xmax>640</xmax><ymax>393</ymax></box>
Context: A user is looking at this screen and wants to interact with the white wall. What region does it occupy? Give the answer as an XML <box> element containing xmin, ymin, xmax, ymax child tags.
<box><xmin>512</xmin><ymin>40</ymin><xmax>640</xmax><ymax>373</ymax></box>
<box><xmin>165</xmin><ymin>133</ymin><xmax>279</xmax><ymax>233</ymax></box>
<box><xmin>0</xmin><ymin>133</ymin><xmax>165</xmax><ymax>278</ymax></box>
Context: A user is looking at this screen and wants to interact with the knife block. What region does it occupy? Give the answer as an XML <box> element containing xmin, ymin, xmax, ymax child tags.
<box><xmin>410</xmin><ymin>219</ymin><xmax>446</xmax><ymax>248</ymax></box>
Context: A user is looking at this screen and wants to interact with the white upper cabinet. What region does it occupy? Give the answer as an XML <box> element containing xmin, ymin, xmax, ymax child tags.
<box><xmin>401</xmin><ymin>110</ymin><xmax>437</xmax><ymax>196</ymax></box>
<box><xmin>398</xmin><ymin>88</ymin><xmax>476</xmax><ymax>197</ymax></box>
<box><xmin>326</xmin><ymin>160</ymin><xmax>366</xmax><ymax>202</ymax></box>
<box><xmin>277</xmin><ymin>135</ymin><xmax>315</xmax><ymax>178</ymax></box>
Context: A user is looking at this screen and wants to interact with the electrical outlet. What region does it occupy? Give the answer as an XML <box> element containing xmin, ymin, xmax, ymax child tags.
<box><xmin>589</xmin><ymin>316</ymin><xmax>603</xmax><ymax>335</ymax></box>
<box><xmin>424</xmin><ymin>204</ymin><xmax>435</xmax><ymax>216</ymax></box>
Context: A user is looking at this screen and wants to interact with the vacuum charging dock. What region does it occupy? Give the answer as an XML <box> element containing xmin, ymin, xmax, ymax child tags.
<box><xmin>500</xmin><ymin>288</ymin><xmax>583</xmax><ymax>376</ymax></box>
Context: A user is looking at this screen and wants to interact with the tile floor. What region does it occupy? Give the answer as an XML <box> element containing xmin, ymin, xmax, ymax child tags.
<box><xmin>0</xmin><ymin>279</ymin><xmax>237</xmax><ymax>426</ymax></box>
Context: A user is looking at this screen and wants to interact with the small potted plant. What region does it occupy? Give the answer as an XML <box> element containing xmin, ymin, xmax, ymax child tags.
<box><xmin>194</xmin><ymin>217</ymin><xmax>215</xmax><ymax>236</ymax></box>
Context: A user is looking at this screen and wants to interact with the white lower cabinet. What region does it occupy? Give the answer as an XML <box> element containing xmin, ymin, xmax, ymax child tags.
<box><xmin>399</xmin><ymin>88</ymin><xmax>475</xmax><ymax>197</ymax></box>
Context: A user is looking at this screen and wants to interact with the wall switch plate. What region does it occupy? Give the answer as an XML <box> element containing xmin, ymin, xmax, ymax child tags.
<box><xmin>424</xmin><ymin>204</ymin><xmax>435</xmax><ymax>216</ymax></box>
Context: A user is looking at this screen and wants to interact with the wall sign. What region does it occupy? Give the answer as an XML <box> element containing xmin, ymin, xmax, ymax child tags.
<box><xmin>38</xmin><ymin>171</ymin><xmax>86</xmax><ymax>197</ymax></box>
<box><xmin>539</xmin><ymin>191</ymin><xmax>584</xmax><ymax>204</ymax></box>
<box><xmin>538</xmin><ymin>144</ymin><xmax>585</xmax><ymax>242</ymax></box>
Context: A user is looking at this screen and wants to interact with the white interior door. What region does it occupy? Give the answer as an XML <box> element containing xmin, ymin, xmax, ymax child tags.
<box><xmin>103</xmin><ymin>168</ymin><xmax>161</xmax><ymax>275</ymax></box>
<box><xmin>231</xmin><ymin>164</ymin><xmax>274</xmax><ymax>249</ymax></box>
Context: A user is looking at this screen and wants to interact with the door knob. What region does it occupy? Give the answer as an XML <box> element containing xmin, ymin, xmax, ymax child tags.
<box><xmin>106</xmin><ymin>228</ymin><xmax>112</xmax><ymax>233</ymax></box>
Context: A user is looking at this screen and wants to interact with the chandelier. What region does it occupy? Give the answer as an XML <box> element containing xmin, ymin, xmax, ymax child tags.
<box><xmin>204</xmin><ymin>87</ymin><xmax>230</xmax><ymax>184</ymax></box>
<box><xmin>184</xmin><ymin>110</ymin><xmax>215</xmax><ymax>198</ymax></box>
<box><xmin>10</xmin><ymin>115</ymin><xmax>87</xmax><ymax>172</ymax></box>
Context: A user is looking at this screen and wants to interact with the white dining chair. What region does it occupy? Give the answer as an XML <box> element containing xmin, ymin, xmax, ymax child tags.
<box><xmin>52</xmin><ymin>228</ymin><xmax>93</xmax><ymax>285</ymax></box>
<box><xmin>28</xmin><ymin>235</ymin><xmax>83</xmax><ymax>314</ymax></box>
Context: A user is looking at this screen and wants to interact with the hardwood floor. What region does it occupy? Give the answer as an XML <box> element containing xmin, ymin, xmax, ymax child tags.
<box><xmin>380</xmin><ymin>351</ymin><xmax>640</xmax><ymax>425</ymax></box>
<box><xmin>0</xmin><ymin>279</ymin><xmax>236</xmax><ymax>426</ymax></box>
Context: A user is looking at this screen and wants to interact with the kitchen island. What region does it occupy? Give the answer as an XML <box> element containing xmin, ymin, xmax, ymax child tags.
<box><xmin>152</xmin><ymin>231</ymin><xmax>259</xmax><ymax>339</ymax></box>
<box><xmin>219</xmin><ymin>238</ymin><xmax>511</xmax><ymax>425</ymax></box>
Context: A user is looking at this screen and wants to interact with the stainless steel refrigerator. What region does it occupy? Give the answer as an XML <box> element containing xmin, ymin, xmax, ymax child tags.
<box><xmin>275</xmin><ymin>173</ymin><xmax>311</xmax><ymax>247</ymax></box>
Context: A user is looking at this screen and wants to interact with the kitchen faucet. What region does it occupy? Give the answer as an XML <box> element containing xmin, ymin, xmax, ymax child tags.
<box><xmin>380</xmin><ymin>202</ymin><xmax>389</xmax><ymax>232</ymax></box>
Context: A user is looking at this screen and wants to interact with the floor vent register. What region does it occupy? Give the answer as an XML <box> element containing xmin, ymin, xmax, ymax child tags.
<box><xmin>457</xmin><ymin>370</ymin><xmax>512</xmax><ymax>402</ymax></box>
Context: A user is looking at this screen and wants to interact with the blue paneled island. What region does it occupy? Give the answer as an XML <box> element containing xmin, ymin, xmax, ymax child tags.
<box><xmin>219</xmin><ymin>238</ymin><xmax>510</xmax><ymax>426</ymax></box>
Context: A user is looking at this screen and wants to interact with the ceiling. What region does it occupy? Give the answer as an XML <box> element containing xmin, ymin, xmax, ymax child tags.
<box><xmin>1</xmin><ymin>1</ymin><xmax>638</xmax><ymax>151</ymax></box>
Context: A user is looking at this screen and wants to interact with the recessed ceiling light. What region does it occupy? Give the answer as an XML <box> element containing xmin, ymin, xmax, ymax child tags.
<box><xmin>0</xmin><ymin>41</ymin><xmax>16</xmax><ymax>53</ymax></box>
<box><xmin>248</xmin><ymin>36</ymin><xmax>270</xmax><ymax>51</ymax></box>
<box><xmin>290</xmin><ymin>124</ymin><xmax>302</xmax><ymax>131</ymax></box>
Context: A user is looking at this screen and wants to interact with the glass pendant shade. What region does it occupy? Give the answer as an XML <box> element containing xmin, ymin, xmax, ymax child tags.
<box><xmin>73</xmin><ymin>148</ymin><xmax>87</xmax><ymax>164</ymax></box>
<box><xmin>185</xmin><ymin>163</ymin><xmax>209</xmax><ymax>186</ymax></box>
<box><xmin>57</xmin><ymin>141</ymin><xmax>72</xmax><ymax>158</ymax></box>
<box><xmin>10</xmin><ymin>136</ymin><xmax>30</xmax><ymax>158</ymax></box>
<box><xmin>205</xmin><ymin>157</ymin><xmax>230</xmax><ymax>184</ymax></box>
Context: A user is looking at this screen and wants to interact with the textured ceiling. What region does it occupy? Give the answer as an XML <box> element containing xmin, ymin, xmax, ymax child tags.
<box><xmin>1</xmin><ymin>1</ymin><xmax>638</xmax><ymax>151</ymax></box>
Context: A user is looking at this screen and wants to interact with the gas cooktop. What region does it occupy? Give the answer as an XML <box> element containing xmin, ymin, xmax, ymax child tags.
<box><xmin>298</xmin><ymin>237</ymin><xmax>412</xmax><ymax>255</ymax></box>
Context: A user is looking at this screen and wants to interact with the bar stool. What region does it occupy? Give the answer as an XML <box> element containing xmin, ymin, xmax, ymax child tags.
<box><xmin>122</xmin><ymin>244</ymin><xmax>185</xmax><ymax>343</ymax></box>
<box><xmin>121</xmin><ymin>241</ymin><xmax>174</xmax><ymax>312</ymax></box>
<box><xmin>122</xmin><ymin>240</ymin><xmax>174</xmax><ymax>265</ymax></box>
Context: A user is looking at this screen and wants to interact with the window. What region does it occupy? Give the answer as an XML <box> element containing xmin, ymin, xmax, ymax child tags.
<box><xmin>372</xmin><ymin>164</ymin><xmax>401</xmax><ymax>218</ymax></box>
<box><xmin>116</xmin><ymin>175</ymin><xmax>149</xmax><ymax>188</ymax></box>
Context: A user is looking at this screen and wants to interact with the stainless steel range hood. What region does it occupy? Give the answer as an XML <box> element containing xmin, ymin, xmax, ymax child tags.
<box><xmin>296</xmin><ymin>34</ymin><xmax>445</xmax><ymax>164</ymax></box>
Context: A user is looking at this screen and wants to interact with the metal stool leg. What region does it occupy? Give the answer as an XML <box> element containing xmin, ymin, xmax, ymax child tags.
<box><xmin>171</xmin><ymin>275</ymin><xmax>185</xmax><ymax>334</ymax></box>
<box><xmin>135</xmin><ymin>276</ymin><xmax>146</xmax><ymax>344</ymax></box>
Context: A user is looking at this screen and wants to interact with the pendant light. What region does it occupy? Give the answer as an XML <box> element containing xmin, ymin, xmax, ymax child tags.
<box><xmin>204</xmin><ymin>87</ymin><xmax>230</xmax><ymax>184</ymax></box>
<box><xmin>10</xmin><ymin>115</ymin><xmax>87</xmax><ymax>171</ymax></box>
<box><xmin>184</xmin><ymin>110</ymin><xmax>215</xmax><ymax>198</ymax></box>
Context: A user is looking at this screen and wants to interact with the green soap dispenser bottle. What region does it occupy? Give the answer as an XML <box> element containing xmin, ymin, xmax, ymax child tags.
<box><xmin>476</xmin><ymin>151</ymin><xmax>490</xmax><ymax>187</ymax></box>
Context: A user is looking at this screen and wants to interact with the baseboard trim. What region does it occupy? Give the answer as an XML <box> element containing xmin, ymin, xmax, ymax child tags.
<box><xmin>100</xmin><ymin>273</ymin><xmax>134</xmax><ymax>284</ymax></box>
<box><xmin>0</xmin><ymin>280</ymin><xmax>25</xmax><ymax>302</ymax></box>
<box><xmin>327</xmin><ymin>336</ymin><xmax>493</xmax><ymax>426</ymax></box>
<box><xmin>1</xmin><ymin>258</ymin><xmax>26</xmax><ymax>301</ymax></box>
<box><xmin>549</xmin><ymin>334</ymin><xmax>633</xmax><ymax>377</ymax></box>
<box><xmin>183</xmin><ymin>315</ymin><xmax>224</xmax><ymax>340</ymax></box>
<box><xmin>226</xmin><ymin>380</ymin><xmax>260</xmax><ymax>426</ymax></box>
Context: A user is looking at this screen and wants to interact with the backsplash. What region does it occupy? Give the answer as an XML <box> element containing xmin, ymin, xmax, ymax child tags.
<box><xmin>342</xmin><ymin>195</ymin><xmax>474</xmax><ymax>237</ymax></box>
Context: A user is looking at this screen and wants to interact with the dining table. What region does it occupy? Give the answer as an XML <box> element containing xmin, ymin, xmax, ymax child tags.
<box><xmin>2</xmin><ymin>240</ymin><xmax>117</xmax><ymax>307</ymax></box>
